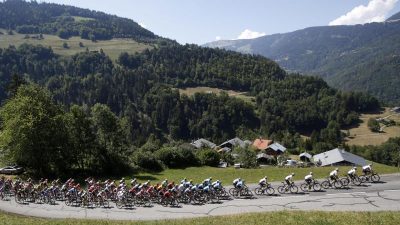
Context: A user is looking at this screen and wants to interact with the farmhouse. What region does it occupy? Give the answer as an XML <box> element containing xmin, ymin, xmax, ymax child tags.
<box><xmin>299</xmin><ymin>152</ymin><xmax>312</xmax><ymax>162</ymax></box>
<box><xmin>313</xmin><ymin>148</ymin><xmax>367</xmax><ymax>167</ymax></box>
<box><xmin>190</xmin><ymin>138</ymin><xmax>216</xmax><ymax>149</ymax></box>
<box><xmin>252</xmin><ymin>138</ymin><xmax>286</xmax><ymax>156</ymax></box>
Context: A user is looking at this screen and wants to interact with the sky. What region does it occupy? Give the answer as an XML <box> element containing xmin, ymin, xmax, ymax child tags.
<box><xmin>40</xmin><ymin>0</ymin><xmax>400</xmax><ymax>44</ymax></box>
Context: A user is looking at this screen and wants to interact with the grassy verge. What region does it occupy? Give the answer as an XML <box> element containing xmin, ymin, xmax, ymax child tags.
<box><xmin>0</xmin><ymin>29</ymin><xmax>152</xmax><ymax>61</ymax></box>
<box><xmin>131</xmin><ymin>162</ymin><xmax>398</xmax><ymax>185</ymax></box>
<box><xmin>1</xmin><ymin>211</ymin><xmax>400</xmax><ymax>225</ymax></box>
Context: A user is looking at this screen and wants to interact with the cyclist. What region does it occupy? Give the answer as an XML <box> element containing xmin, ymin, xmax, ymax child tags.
<box><xmin>203</xmin><ymin>177</ymin><xmax>212</xmax><ymax>186</ymax></box>
<box><xmin>180</xmin><ymin>178</ymin><xmax>187</xmax><ymax>184</ymax></box>
<box><xmin>348</xmin><ymin>167</ymin><xmax>357</xmax><ymax>180</ymax></box>
<box><xmin>236</xmin><ymin>179</ymin><xmax>245</xmax><ymax>190</ymax></box>
<box><xmin>285</xmin><ymin>173</ymin><xmax>295</xmax><ymax>186</ymax></box>
<box><xmin>212</xmin><ymin>180</ymin><xmax>222</xmax><ymax>190</ymax></box>
<box><xmin>259</xmin><ymin>176</ymin><xmax>268</xmax><ymax>187</ymax></box>
<box><xmin>362</xmin><ymin>164</ymin><xmax>373</xmax><ymax>175</ymax></box>
<box><xmin>329</xmin><ymin>168</ymin><xmax>339</xmax><ymax>182</ymax></box>
<box><xmin>233</xmin><ymin>178</ymin><xmax>241</xmax><ymax>188</ymax></box>
<box><xmin>305</xmin><ymin>172</ymin><xmax>313</xmax><ymax>185</ymax></box>
<box><xmin>161</xmin><ymin>179</ymin><xmax>168</xmax><ymax>188</ymax></box>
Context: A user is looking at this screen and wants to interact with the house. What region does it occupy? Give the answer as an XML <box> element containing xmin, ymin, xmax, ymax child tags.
<box><xmin>313</xmin><ymin>148</ymin><xmax>367</xmax><ymax>167</ymax></box>
<box><xmin>256</xmin><ymin>153</ymin><xmax>275</xmax><ymax>165</ymax></box>
<box><xmin>391</xmin><ymin>107</ymin><xmax>400</xmax><ymax>113</ymax></box>
<box><xmin>218</xmin><ymin>137</ymin><xmax>247</xmax><ymax>150</ymax></box>
<box><xmin>299</xmin><ymin>152</ymin><xmax>312</xmax><ymax>162</ymax></box>
<box><xmin>252</xmin><ymin>138</ymin><xmax>273</xmax><ymax>151</ymax></box>
<box><xmin>266</xmin><ymin>142</ymin><xmax>286</xmax><ymax>156</ymax></box>
<box><xmin>252</xmin><ymin>138</ymin><xmax>286</xmax><ymax>156</ymax></box>
<box><xmin>190</xmin><ymin>139</ymin><xmax>216</xmax><ymax>149</ymax></box>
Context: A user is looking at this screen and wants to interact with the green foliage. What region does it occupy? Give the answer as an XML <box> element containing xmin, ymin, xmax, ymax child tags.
<box><xmin>348</xmin><ymin>137</ymin><xmax>400</xmax><ymax>166</ymax></box>
<box><xmin>131</xmin><ymin>150</ymin><xmax>164</xmax><ymax>172</ymax></box>
<box><xmin>207</xmin><ymin>21</ymin><xmax>400</xmax><ymax>105</ymax></box>
<box><xmin>368</xmin><ymin>118</ymin><xmax>381</xmax><ymax>132</ymax></box>
<box><xmin>155</xmin><ymin>147</ymin><xmax>199</xmax><ymax>168</ymax></box>
<box><xmin>0</xmin><ymin>84</ymin><xmax>70</xmax><ymax>176</ymax></box>
<box><xmin>235</xmin><ymin>147</ymin><xmax>258</xmax><ymax>168</ymax></box>
<box><xmin>196</xmin><ymin>149</ymin><xmax>221</xmax><ymax>167</ymax></box>
<box><xmin>0</xmin><ymin>0</ymin><xmax>158</xmax><ymax>42</ymax></box>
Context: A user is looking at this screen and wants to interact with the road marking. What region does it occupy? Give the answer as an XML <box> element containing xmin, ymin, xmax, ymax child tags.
<box><xmin>383</xmin><ymin>190</ymin><xmax>400</xmax><ymax>192</ymax></box>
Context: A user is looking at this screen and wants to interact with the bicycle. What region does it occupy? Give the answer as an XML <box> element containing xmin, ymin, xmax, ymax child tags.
<box><xmin>300</xmin><ymin>180</ymin><xmax>321</xmax><ymax>192</ymax></box>
<box><xmin>277</xmin><ymin>182</ymin><xmax>298</xmax><ymax>194</ymax></box>
<box><xmin>359</xmin><ymin>172</ymin><xmax>380</xmax><ymax>183</ymax></box>
<box><xmin>254</xmin><ymin>183</ymin><xmax>275</xmax><ymax>195</ymax></box>
<box><xmin>340</xmin><ymin>174</ymin><xmax>361</xmax><ymax>186</ymax></box>
<box><xmin>321</xmin><ymin>177</ymin><xmax>343</xmax><ymax>189</ymax></box>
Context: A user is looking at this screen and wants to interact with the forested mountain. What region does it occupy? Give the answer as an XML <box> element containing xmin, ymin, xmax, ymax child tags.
<box><xmin>0</xmin><ymin>0</ymin><xmax>160</xmax><ymax>42</ymax></box>
<box><xmin>204</xmin><ymin>16</ymin><xmax>400</xmax><ymax>105</ymax></box>
<box><xmin>0</xmin><ymin>1</ymin><xmax>386</xmax><ymax>176</ymax></box>
<box><xmin>387</xmin><ymin>11</ymin><xmax>400</xmax><ymax>21</ymax></box>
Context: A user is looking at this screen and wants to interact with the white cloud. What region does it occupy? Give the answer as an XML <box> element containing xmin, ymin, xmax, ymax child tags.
<box><xmin>329</xmin><ymin>0</ymin><xmax>398</xmax><ymax>26</ymax></box>
<box><xmin>215</xmin><ymin>36</ymin><xmax>222</xmax><ymax>41</ymax></box>
<box><xmin>138</xmin><ymin>22</ymin><xmax>147</xmax><ymax>28</ymax></box>
<box><xmin>237</xmin><ymin>29</ymin><xmax>266</xmax><ymax>39</ymax></box>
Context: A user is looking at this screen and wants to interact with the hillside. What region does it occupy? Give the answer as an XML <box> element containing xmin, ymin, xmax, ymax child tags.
<box><xmin>204</xmin><ymin>18</ymin><xmax>400</xmax><ymax>105</ymax></box>
<box><xmin>0</xmin><ymin>29</ymin><xmax>152</xmax><ymax>61</ymax></box>
<box><xmin>0</xmin><ymin>0</ymin><xmax>162</xmax><ymax>42</ymax></box>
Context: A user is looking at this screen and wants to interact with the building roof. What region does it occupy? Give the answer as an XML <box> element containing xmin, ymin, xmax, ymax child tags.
<box><xmin>268</xmin><ymin>142</ymin><xmax>286</xmax><ymax>152</ymax></box>
<box><xmin>256</xmin><ymin>153</ymin><xmax>275</xmax><ymax>160</ymax></box>
<box><xmin>218</xmin><ymin>137</ymin><xmax>247</xmax><ymax>149</ymax></box>
<box><xmin>252</xmin><ymin>139</ymin><xmax>273</xmax><ymax>150</ymax></box>
<box><xmin>190</xmin><ymin>139</ymin><xmax>216</xmax><ymax>149</ymax></box>
<box><xmin>313</xmin><ymin>148</ymin><xmax>367</xmax><ymax>167</ymax></box>
<box><xmin>299</xmin><ymin>152</ymin><xmax>312</xmax><ymax>159</ymax></box>
<box><xmin>217</xmin><ymin>147</ymin><xmax>232</xmax><ymax>153</ymax></box>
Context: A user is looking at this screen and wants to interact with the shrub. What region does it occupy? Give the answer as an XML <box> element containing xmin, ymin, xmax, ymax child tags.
<box><xmin>132</xmin><ymin>150</ymin><xmax>164</xmax><ymax>172</ymax></box>
<box><xmin>155</xmin><ymin>147</ymin><xmax>199</xmax><ymax>168</ymax></box>
<box><xmin>368</xmin><ymin>118</ymin><xmax>380</xmax><ymax>132</ymax></box>
<box><xmin>235</xmin><ymin>147</ymin><xmax>257</xmax><ymax>168</ymax></box>
<box><xmin>196</xmin><ymin>149</ymin><xmax>221</xmax><ymax>167</ymax></box>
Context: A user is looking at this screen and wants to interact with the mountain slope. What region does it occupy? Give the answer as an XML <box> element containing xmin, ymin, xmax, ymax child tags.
<box><xmin>0</xmin><ymin>0</ymin><xmax>159</xmax><ymax>42</ymax></box>
<box><xmin>204</xmin><ymin>19</ymin><xmax>400</xmax><ymax>105</ymax></box>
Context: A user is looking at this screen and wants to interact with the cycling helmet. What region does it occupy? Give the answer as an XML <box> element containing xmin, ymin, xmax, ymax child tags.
<box><xmin>264</xmin><ymin>176</ymin><xmax>268</xmax><ymax>179</ymax></box>
<box><xmin>309</xmin><ymin>172</ymin><xmax>313</xmax><ymax>175</ymax></box>
<box><xmin>335</xmin><ymin>168</ymin><xmax>339</xmax><ymax>171</ymax></box>
<box><xmin>353</xmin><ymin>167</ymin><xmax>357</xmax><ymax>169</ymax></box>
<box><xmin>291</xmin><ymin>173</ymin><xmax>295</xmax><ymax>176</ymax></box>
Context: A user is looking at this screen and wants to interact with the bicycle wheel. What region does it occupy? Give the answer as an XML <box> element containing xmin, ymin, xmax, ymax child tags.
<box><xmin>254</xmin><ymin>187</ymin><xmax>262</xmax><ymax>195</ymax></box>
<box><xmin>321</xmin><ymin>181</ymin><xmax>330</xmax><ymax>189</ymax></box>
<box><xmin>313</xmin><ymin>183</ymin><xmax>321</xmax><ymax>191</ymax></box>
<box><xmin>334</xmin><ymin>180</ymin><xmax>343</xmax><ymax>189</ymax></box>
<box><xmin>290</xmin><ymin>185</ymin><xmax>298</xmax><ymax>194</ymax></box>
<box><xmin>352</xmin><ymin>177</ymin><xmax>361</xmax><ymax>186</ymax></box>
<box><xmin>300</xmin><ymin>183</ymin><xmax>309</xmax><ymax>192</ymax></box>
<box><xmin>277</xmin><ymin>186</ymin><xmax>286</xmax><ymax>194</ymax></box>
<box><xmin>359</xmin><ymin>175</ymin><xmax>367</xmax><ymax>183</ymax></box>
<box><xmin>340</xmin><ymin>178</ymin><xmax>349</xmax><ymax>187</ymax></box>
<box><xmin>266</xmin><ymin>187</ymin><xmax>275</xmax><ymax>195</ymax></box>
<box><xmin>371</xmin><ymin>174</ymin><xmax>380</xmax><ymax>182</ymax></box>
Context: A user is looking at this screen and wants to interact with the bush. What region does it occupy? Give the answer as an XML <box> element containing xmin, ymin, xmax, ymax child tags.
<box><xmin>368</xmin><ymin>118</ymin><xmax>380</xmax><ymax>132</ymax></box>
<box><xmin>155</xmin><ymin>147</ymin><xmax>199</xmax><ymax>168</ymax></box>
<box><xmin>235</xmin><ymin>147</ymin><xmax>257</xmax><ymax>168</ymax></box>
<box><xmin>196</xmin><ymin>149</ymin><xmax>221</xmax><ymax>167</ymax></box>
<box><xmin>132</xmin><ymin>150</ymin><xmax>164</xmax><ymax>172</ymax></box>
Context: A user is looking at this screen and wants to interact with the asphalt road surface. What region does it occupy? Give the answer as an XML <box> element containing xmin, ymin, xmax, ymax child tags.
<box><xmin>0</xmin><ymin>174</ymin><xmax>399</xmax><ymax>221</ymax></box>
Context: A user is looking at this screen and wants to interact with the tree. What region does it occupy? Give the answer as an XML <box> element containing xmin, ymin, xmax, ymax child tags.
<box><xmin>196</xmin><ymin>149</ymin><xmax>220</xmax><ymax>167</ymax></box>
<box><xmin>0</xmin><ymin>84</ymin><xmax>70</xmax><ymax>176</ymax></box>
<box><xmin>235</xmin><ymin>147</ymin><xmax>257</xmax><ymax>168</ymax></box>
<box><xmin>65</xmin><ymin>105</ymin><xmax>97</xmax><ymax>171</ymax></box>
<box><xmin>368</xmin><ymin>118</ymin><xmax>381</xmax><ymax>132</ymax></box>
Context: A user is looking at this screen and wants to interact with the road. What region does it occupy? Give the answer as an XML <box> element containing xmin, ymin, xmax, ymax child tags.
<box><xmin>0</xmin><ymin>174</ymin><xmax>399</xmax><ymax>221</ymax></box>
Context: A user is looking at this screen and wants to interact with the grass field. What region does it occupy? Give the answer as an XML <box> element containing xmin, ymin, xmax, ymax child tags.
<box><xmin>0</xmin><ymin>29</ymin><xmax>152</xmax><ymax>61</ymax></box>
<box><xmin>1</xmin><ymin>211</ymin><xmax>399</xmax><ymax>225</ymax></box>
<box><xmin>178</xmin><ymin>87</ymin><xmax>255</xmax><ymax>103</ymax></box>
<box><xmin>345</xmin><ymin>108</ymin><xmax>400</xmax><ymax>146</ymax></box>
<box><xmin>131</xmin><ymin>162</ymin><xmax>398</xmax><ymax>185</ymax></box>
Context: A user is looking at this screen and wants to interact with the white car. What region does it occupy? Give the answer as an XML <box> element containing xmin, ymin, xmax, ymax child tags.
<box><xmin>284</xmin><ymin>160</ymin><xmax>297</xmax><ymax>167</ymax></box>
<box><xmin>0</xmin><ymin>165</ymin><xmax>24</xmax><ymax>175</ymax></box>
